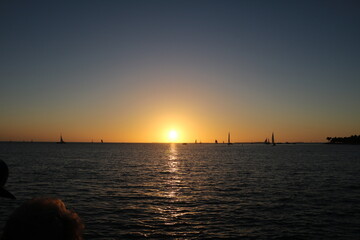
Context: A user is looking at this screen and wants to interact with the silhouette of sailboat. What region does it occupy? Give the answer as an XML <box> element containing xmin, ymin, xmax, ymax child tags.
<box><xmin>57</xmin><ymin>135</ymin><xmax>66</xmax><ymax>144</ymax></box>
<box><xmin>272</xmin><ymin>132</ymin><xmax>276</xmax><ymax>146</ymax></box>
<box><xmin>264</xmin><ymin>138</ymin><xmax>270</xmax><ymax>144</ymax></box>
<box><xmin>227</xmin><ymin>132</ymin><xmax>232</xmax><ymax>145</ymax></box>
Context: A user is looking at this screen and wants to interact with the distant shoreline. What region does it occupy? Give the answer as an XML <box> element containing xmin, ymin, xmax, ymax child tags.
<box><xmin>326</xmin><ymin>135</ymin><xmax>360</xmax><ymax>145</ymax></box>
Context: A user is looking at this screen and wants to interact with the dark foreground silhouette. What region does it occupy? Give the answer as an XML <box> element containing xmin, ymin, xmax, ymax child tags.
<box><xmin>326</xmin><ymin>135</ymin><xmax>360</xmax><ymax>144</ymax></box>
<box><xmin>1</xmin><ymin>198</ymin><xmax>84</xmax><ymax>240</ymax></box>
<box><xmin>0</xmin><ymin>159</ymin><xmax>15</xmax><ymax>199</ymax></box>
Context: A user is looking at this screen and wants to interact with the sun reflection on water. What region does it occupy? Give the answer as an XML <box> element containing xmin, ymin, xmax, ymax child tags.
<box><xmin>168</xmin><ymin>143</ymin><xmax>179</xmax><ymax>173</ymax></box>
<box><xmin>166</xmin><ymin>143</ymin><xmax>180</xmax><ymax>198</ymax></box>
<box><xmin>153</xmin><ymin>143</ymin><xmax>188</xmax><ymax>227</ymax></box>
<box><xmin>147</xmin><ymin>143</ymin><xmax>201</xmax><ymax>235</ymax></box>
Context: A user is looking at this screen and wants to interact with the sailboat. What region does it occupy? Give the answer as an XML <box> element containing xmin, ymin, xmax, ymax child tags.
<box><xmin>272</xmin><ymin>132</ymin><xmax>276</xmax><ymax>146</ymax></box>
<box><xmin>264</xmin><ymin>138</ymin><xmax>270</xmax><ymax>144</ymax></box>
<box><xmin>57</xmin><ymin>134</ymin><xmax>66</xmax><ymax>144</ymax></box>
<box><xmin>227</xmin><ymin>132</ymin><xmax>232</xmax><ymax>145</ymax></box>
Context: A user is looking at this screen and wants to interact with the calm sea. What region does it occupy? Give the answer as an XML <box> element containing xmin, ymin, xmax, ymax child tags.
<box><xmin>0</xmin><ymin>143</ymin><xmax>359</xmax><ymax>239</ymax></box>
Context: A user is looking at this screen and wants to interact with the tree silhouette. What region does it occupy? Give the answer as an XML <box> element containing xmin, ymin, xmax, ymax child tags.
<box><xmin>326</xmin><ymin>135</ymin><xmax>360</xmax><ymax>144</ymax></box>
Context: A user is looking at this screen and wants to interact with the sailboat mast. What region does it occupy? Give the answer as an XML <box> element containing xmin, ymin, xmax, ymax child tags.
<box><xmin>57</xmin><ymin>134</ymin><xmax>66</xmax><ymax>144</ymax></box>
<box><xmin>228</xmin><ymin>132</ymin><xmax>231</xmax><ymax>144</ymax></box>
<box><xmin>272</xmin><ymin>132</ymin><xmax>275</xmax><ymax>146</ymax></box>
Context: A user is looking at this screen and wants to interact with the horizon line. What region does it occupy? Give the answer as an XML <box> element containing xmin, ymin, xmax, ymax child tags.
<box><xmin>0</xmin><ymin>140</ymin><xmax>326</xmax><ymax>144</ymax></box>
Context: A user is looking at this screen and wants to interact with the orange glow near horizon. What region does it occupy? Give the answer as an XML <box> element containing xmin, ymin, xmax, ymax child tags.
<box><xmin>0</xmin><ymin>79</ymin><xmax>357</xmax><ymax>144</ymax></box>
<box><xmin>0</xmin><ymin>115</ymin><xmax>351</xmax><ymax>143</ymax></box>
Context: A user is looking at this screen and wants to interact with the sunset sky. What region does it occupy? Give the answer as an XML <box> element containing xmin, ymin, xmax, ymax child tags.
<box><xmin>1</xmin><ymin>0</ymin><xmax>359</xmax><ymax>143</ymax></box>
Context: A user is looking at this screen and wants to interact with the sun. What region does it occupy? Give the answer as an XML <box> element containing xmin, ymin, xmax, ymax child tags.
<box><xmin>168</xmin><ymin>130</ymin><xmax>178</xmax><ymax>142</ymax></box>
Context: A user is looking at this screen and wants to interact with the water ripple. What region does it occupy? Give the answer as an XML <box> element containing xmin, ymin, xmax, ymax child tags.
<box><xmin>0</xmin><ymin>143</ymin><xmax>359</xmax><ymax>239</ymax></box>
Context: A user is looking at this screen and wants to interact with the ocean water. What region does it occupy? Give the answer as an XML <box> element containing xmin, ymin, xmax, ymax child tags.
<box><xmin>0</xmin><ymin>143</ymin><xmax>359</xmax><ymax>239</ymax></box>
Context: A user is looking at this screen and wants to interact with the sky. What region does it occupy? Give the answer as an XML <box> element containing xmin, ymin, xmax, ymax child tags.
<box><xmin>0</xmin><ymin>0</ymin><xmax>359</xmax><ymax>143</ymax></box>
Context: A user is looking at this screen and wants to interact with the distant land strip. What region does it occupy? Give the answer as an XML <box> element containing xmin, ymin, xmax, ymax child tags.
<box><xmin>326</xmin><ymin>135</ymin><xmax>360</xmax><ymax>145</ymax></box>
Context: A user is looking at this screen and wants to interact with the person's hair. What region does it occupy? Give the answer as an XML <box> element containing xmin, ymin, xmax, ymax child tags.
<box><xmin>1</xmin><ymin>198</ymin><xmax>84</xmax><ymax>240</ymax></box>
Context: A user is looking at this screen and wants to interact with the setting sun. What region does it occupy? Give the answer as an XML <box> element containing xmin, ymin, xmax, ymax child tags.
<box><xmin>168</xmin><ymin>130</ymin><xmax>178</xmax><ymax>142</ymax></box>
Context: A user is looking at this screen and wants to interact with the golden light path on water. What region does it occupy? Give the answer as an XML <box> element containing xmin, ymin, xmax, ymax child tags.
<box><xmin>167</xmin><ymin>143</ymin><xmax>179</xmax><ymax>198</ymax></box>
<box><xmin>153</xmin><ymin>143</ymin><xmax>192</xmax><ymax>228</ymax></box>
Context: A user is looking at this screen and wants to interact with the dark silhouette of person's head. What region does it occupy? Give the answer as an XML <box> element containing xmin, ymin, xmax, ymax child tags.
<box><xmin>0</xmin><ymin>159</ymin><xmax>15</xmax><ymax>199</ymax></box>
<box><xmin>1</xmin><ymin>198</ymin><xmax>84</xmax><ymax>240</ymax></box>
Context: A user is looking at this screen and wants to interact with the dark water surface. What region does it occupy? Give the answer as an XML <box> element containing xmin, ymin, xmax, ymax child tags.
<box><xmin>1</xmin><ymin>143</ymin><xmax>359</xmax><ymax>239</ymax></box>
